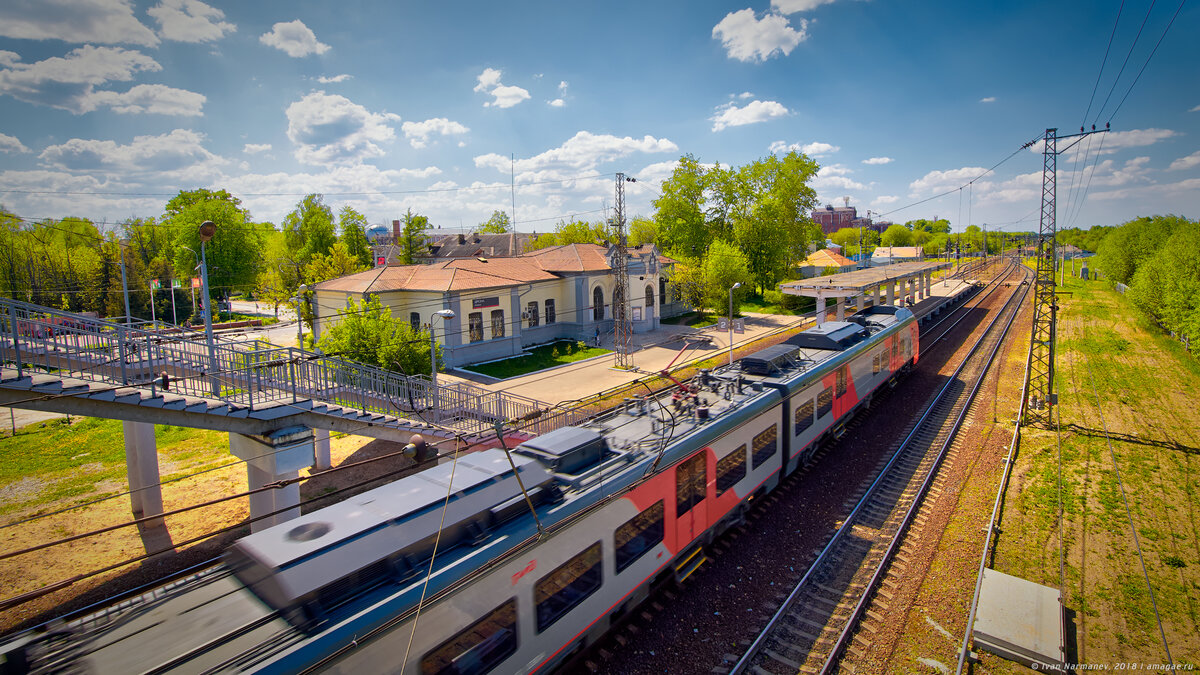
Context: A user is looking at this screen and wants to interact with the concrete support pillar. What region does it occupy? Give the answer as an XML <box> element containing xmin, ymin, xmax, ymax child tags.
<box><xmin>886</xmin><ymin>282</ymin><xmax>895</xmax><ymax>306</ymax></box>
<box><xmin>925</xmin><ymin>271</ymin><xmax>932</xmax><ymax>296</ymax></box>
<box><xmin>835</xmin><ymin>297</ymin><xmax>845</xmax><ymax>321</ymax></box>
<box><xmin>874</xmin><ymin>285</ymin><xmax>883</xmax><ymax>306</ymax></box>
<box><xmin>815</xmin><ymin>291</ymin><xmax>825</xmax><ymax>326</ymax></box>
<box><xmin>230</xmin><ymin>426</ymin><xmax>315</xmax><ymax>532</ymax></box>
<box><xmin>314</xmin><ymin>428</ymin><xmax>331</xmax><ymax>471</ymax></box>
<box><xmin>123</xmin><ymin>420</ymin><xmax>164</xmax><ymax>528</ymax></box>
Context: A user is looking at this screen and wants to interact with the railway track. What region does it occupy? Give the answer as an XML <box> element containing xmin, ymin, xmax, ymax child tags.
<box><xmin>727</xmin><ymin>262</ymin><xmax>1031</xmax><ymax>675</ymax></box>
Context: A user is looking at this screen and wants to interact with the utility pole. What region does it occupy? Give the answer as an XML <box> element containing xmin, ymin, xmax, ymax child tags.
<box><xmin>118</xmin><ymin>243</ymin><xmax>132</xmax><ymax>325</ymax></box>
<box><xmin>1025</xmin><ymin>125</ymin><xmax>1108</xmax><ymax>425</ymax></box>
<box><xmin>612</xmin><ymin>173</ymin><xmax>635</xmax><ymax>369</ymax></box>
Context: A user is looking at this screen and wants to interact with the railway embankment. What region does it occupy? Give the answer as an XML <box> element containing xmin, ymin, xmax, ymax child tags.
<box><xmin>880</xmin><ymin>271</ymin><xmax>1200</xmax><ymax>672</ymax></box>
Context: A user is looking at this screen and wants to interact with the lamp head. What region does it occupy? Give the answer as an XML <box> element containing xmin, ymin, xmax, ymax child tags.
<box><xmin>434</xmin><ymin>309</ymin><xmax>455</xmax><ymax>320</ymax></box>
<box><xmin>732</xmin><ymin>282</ymin><xmax>742</xmax><ymax>290</ymax></box>
<box><xmin>198</xmin><ymin>220</ymin><xmax>216</xmax><ymax>242</ymax></box>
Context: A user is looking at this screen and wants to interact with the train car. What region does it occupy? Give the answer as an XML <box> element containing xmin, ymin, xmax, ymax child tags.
<box><xmin>2</xmin><ymin>307</ymin><xmax>917</xmax><ymax>675</ymax></box>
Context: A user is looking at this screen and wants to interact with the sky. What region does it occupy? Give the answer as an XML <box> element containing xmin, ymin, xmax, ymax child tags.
<box><xmin>0</xmin><ymin>0</ymin><xmax>1197</xmax><ymax>237</ymax></box>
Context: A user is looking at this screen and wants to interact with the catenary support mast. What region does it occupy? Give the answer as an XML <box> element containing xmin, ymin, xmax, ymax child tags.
<box><xmin>612</xmin><ymin>173</ymin><xmax>634</xmax><ymax>369</ymax></box>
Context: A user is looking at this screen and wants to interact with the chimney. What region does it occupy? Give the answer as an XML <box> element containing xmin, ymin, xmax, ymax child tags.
<box><xmin>392</xmin><ymin>219</ymin><xmax>400</xmax><ymax>242</ymax></box>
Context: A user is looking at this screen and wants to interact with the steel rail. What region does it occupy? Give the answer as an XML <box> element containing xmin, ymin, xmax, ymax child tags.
<box><xmin>730</xmin><ymin>262</ymin><xmax>1029</xmax><ymax>675</ymax></box>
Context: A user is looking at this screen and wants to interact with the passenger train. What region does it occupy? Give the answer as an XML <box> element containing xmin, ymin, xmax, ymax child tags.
<box><xmin>3</xmin><ymin>305</ymin><xmax>918</xmax><ymax>674</ymax></box>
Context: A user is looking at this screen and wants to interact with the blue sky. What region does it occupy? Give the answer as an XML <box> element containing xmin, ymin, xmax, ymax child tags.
<box><xmin>0</xmin><ymin>0</ymin><xmax>1196</xmax><ymax>236</ymax></box>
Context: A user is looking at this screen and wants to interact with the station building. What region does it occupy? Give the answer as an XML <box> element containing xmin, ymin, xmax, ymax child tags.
<box><xmin>311</xmin><ymin>243</ymin><xmax>675</xmax><ymax>368</ymax></box>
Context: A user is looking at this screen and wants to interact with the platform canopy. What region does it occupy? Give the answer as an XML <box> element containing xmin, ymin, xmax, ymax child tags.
<box><xmin>779</xmin><ymin>261</ymin><xmax>950</xmax><ymax>299</ymax></box>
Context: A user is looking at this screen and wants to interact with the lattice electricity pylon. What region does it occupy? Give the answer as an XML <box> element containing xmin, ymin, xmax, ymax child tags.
<box><xmin>1025</xmin><ymin>125</ymin><xmax>1108</xmax><ymax>425</ymax></box>
<box><xmin>612</xmin><ymin>173</ymin><xmax>634</xmax><ymax>369</ymax></box>
<box><xmin>1026</xmin><ymin>128</ymin><xmax>1058</xmax><ymax>425</ymax></box>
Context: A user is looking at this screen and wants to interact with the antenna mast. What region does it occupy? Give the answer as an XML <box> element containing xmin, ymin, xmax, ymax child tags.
<box><xmin>612</xmin><ymin>173</ymin><xmax>634</xmax><ymax>369</ymax></box>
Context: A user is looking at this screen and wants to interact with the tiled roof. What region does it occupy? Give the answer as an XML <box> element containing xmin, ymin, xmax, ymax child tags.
<box><xmin>804</xmin><ymin>248</ymin><xmax>855</xmax><ymax>267</ymax></box>
<box><xmin>524</xmin><ymin>243</ymin><xmax>612</xmax><ymax>272</ymax></box>
<box><xmin>313</xmin><ymin>258</ymin><xmax>558</xmax><ymax>293</ymax></box>
<box><xmin>872</xmin><ymin>246</ymin><xmax>923</xmax><ymax>258</ymax></box>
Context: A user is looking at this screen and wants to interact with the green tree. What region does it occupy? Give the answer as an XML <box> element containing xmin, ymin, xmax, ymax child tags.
<box><xmin>307</xmin><ymin>241</ymin><xmax>368</xmax><ymax>284</ymax></box>
<box><xmin>399</xmin><ymin>209</ymin><xmax>430</xmax><ymax>264</ymax></box>
<box><xmin>165</xmin><ymin>191</ymin><xmax>265</xmax><ymax>299</ymax></box>
<box><xmin>338</xmin><ymin>206</ymin><xmax>372</xmax><ymax>267</ymax></box>
<box><xmin>628</xmin><ymin>216</ymin><xmax>657</xmax><ymax>247</ymax></box>
<box><xmin>165</xmin><ymin>188</ymin><xmax>242</xmax><ymax>218</ymax></box>
<box><xmin>830</xmin><ymin>227</ymin><xmax>860</xmax><ymax>253</ymax></box>
<box><xmin>881</xmin><ymin>224</ymin><xmax>913</xmax><ymax>247</ymax></box>
<box><xmin>653</xmin><ymin>154</ymin><xmax>709</xmax><ymax>257</ymax></box>
<box><xmin>479</xmin><ymin>210</ymin><xmax>511</xmax><ymax>233</ymax></box>
<box><xmin>316</xmin><ymin>295</ymin><xmax>438</xmax><ymax>375</ymax></box>
<box><xmin>702</xmin><ymin>239</ymin><xmax>752</xmax><ymax>315</ymax></box>
<box><xmin>283</xmin><ymin>194</ymin><xmax>336</xmax><ymax>266</ymax></box>
<box><xmin>526</xmin><ymin>218</ymin><xmax>611</xmax><ymax>250</ymax></box>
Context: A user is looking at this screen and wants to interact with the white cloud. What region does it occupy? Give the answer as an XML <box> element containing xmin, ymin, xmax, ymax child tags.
<box><xmin>285</xmin><ymin>91</ymin><xmax>400</xmax><ymax>165</ymax></box>
<box><xmin>548</xmin><ymin>98</ymin><xmax>565</xmax><ymax>107</ymax></box>
<box><xmin>88</xmin><ymin>83</ymin><xmax>204</xmax><ymax>115</ymax></box>
<box><xmin>472</xmin><ymin>67</ymin><xmax>531</xmax><ymax>108</ymax></box>
<box><xmin>260</xmin><ymin>20</ymin><xmax>329</xmax><ymax>57</ymax></box>
<box><xmin>863</xmin><ymin>156</ymin><xmax>893</xmax><ymax>165</ymax></box>
<box><xmin>1169</xmin><ymin>150</ymin><xmax>1200</xmax><ymax>171</ymax></box>
<box><xmin>0</xmin><ymin>46</ymin><xmax>201</xmax><ymax>114</ymax></box>
<box><xmin>1090</xmin><ymin>177</ymin><xmax>1200</xmax><ymax>201</ymax></box>
<box><xmin>1190</xmin><ymin>105</ymin><xmax>1200</xmax><ymax>112</ymax></box>
<box><xmin>475</xmin><ymin>131</ymin><xmax>677</xmax><ymax>174</ymax></box>
<box><xmin>872</xmin><ymin>195</ymin><xmax>899</xmax><ymax>205</ymax></box>
<box><xmin>0</xmin><ymin>51</ymin><xmax>19</xmax><ymax>67</ymax></box>
<box><xmin>711</xmin><ymin>99</ymin><xmax>789</xmax><ymax>131</ymax></box>
<box><xmin>769</xmin><ymin>140</ymin><xmax>838</xmax><ymax>156</ymax></box>
<box><xmin>712</xmin><ymin>9</ymin><xmax>807</xmax><ymax>63</ymax></box>
<box><xmin>558</xmin><ymin>80</ymin><xmax>568</xmax><ymax>93</ymax></box>
<box><xmin>738</xmin><ymin>91</ymin><xmax>754</xmax><ymax>99</ymax></box>
<box><xmin>243</xmin><ymin>143</ymin><xmax>271</xmax><ymax>154</ymax></box>
<box><xmin>980</xmin><ymin>96</ymin><xmax>996</xmax><ymax>103</ymax></box>
<box><xmin>0</xmin><ymin>132</ymin><xmax>30</xmax><ymax>153</ymax></box>
<box><xmin>0</xmin><ymin>0</ymin><xmax>159</xmax><ymax>46</ymax></box>
<box><xmin>38</xmin><ymin>128</ymin><xmax>224</xmax><ymax>173</ymax></box>
<box><xmin>401</xmin><ymin>117</ymin><xmax>469</xmax><ymax>148</ymax></box>
<box><xmin>148</xmin><ymin>0</ymin><xmax>234</xmax><ymax>43</ymax></box>
<box><xmin>771</xmin><ymin>0</ymin><xmax>838</xmax><ymax>12</ymax></box>
<box><xmin>318</xmin><ymin>73</ymin><xmax>352</xmax><ymax>84</ymax></box>
<box><xmin>813</xmin><ymin>164</ymin><xmax>865</xmax><ymax>192</ymax></box>
<box><xmin>1029</xmin><ymin>128</ymin><xmax>1177</xmax><ymax>157</ymax></box>
<box><xmin>908</xmin><ymin>166</ymin><xmax>987</xmax><ymax>195</ymax></box>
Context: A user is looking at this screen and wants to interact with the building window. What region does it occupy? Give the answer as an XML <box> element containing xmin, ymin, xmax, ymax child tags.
<box><xmin>715</xmin><ymin>445</ymin><xmax>747</xmax><ymax>497</ymax></box>
<box><xmin>645</xmin><ymin>284</ymin><xmax>654</xmax><ymax>309</ymax></box>
<box><xmin>491</xmin><ymin>310</ymin><xmax>505</xmax><ymax>339</ymax></box>
<box><xmin>593</xmin><ymin>287</ymin><xmax>604</xmax><ymax>321</ymax></box>
<box><xmin>676</xmin><ymin>452</ymin><xmax>706</xmax><ymax>515</ymax></box>
<box><xmin>421</xmin><ymin>599</ymin><xmax>517</xmax><ymax>675</ymax></box>
<box><xmin>469</xmin><ymin>312</ymin><xmax>484</xmax><ymax>343</ymax></box>
<box><xmin>659</xmin><ymin>276</ymin><xmax>667</xmax><ymax>303</ymax></box>
<box><xmin>836</xmin><ymin>367</ymin><xmax>848</xmax><ymax>397</ymax></box>
<box><xmin>535</xmin><ymin>542</ymin><xmax>602</xmax><ymax>633</ymax></box>
<box><xmin>614</xmin><ymin>500</ymin><xmax>664</xmax><ymax>573</ymax></box>
<box><xmin>410</xmin><ymin>312</ymin><xmax>420</xmax><ymax>332</ymax></box>
<box><xmin>794</xmin><ymin>399</ymin><xmax>814</xmax><ymax>435</ymax></box>
<box><xmin>817</xmin><ymin>386</ymin><xmax>833</xmax><ymax>418</ymax></box>
<box><xmin>752</xmin><ymin>424</ymin><xmax>778</xmax><ymax>469</ymax></box>
<box><xmin>526</xmin><ymin>301</ymin><xmax>539</xmax><ymax>328</ymax></box>
<box><xmin>545</xmin><ymin>299</ymin><xmax>555</xmax><ymax>324</ymax></box>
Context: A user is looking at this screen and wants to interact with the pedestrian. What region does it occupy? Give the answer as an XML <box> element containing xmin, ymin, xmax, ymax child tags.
<box><xmin>594</xmin><ymin>327</ymin><xmax>601</xmax><ymax>347</ymax></box>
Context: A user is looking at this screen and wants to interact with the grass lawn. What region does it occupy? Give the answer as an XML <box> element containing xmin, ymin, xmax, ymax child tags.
<box><xmin>740</xmin><ymin>293</ymin><xmax>813</xmax><ymax>316</ymax></box>
<box><xmin>463</xmin><ymin>340</ymin><xmax>610</xmax><ymax>379</ymax></box>
<box><xmin>0</xmin><ymin>417</ymin><xmax>229</xmax><ymax>517</ymax></box>
<box><xmin>661</xmin><ymin>311</ymin><xmax>719</xmax><ymax>328</ymax></box>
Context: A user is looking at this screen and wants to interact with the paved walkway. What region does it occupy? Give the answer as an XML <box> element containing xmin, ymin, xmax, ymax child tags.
<box><xmin>441</xmin><ymin>278</ymin><xmax>974</xmax><ymax>406</ymax></box>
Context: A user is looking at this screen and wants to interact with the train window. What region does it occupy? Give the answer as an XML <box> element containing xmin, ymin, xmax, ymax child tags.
<box><xmin>715</xmin><ymin>445</ymin><xmax>747</xmax><ymax>496</ymax></box>
<box><xmin>817</xmin><ymin>387</ymin><xmax>833</xmax><ymax>418</ymax></box>
<box><xmin>535</xmin><ymin>542</ymin><xmax>602</xmax><ymax>633</ymax></box>
<box><xmin>872</xmin><ymin>354</ymin><xmax>880</xmax><ymax>374</ymax></box>
<box><xmin>614</xmin><ymin>500</ymin><xmax>664</xmax><ymax>573</ymax></box>
<box><xmin>676</xmin><ymin>453</ymin><xmax>706</xmax><ymax>515</ymax></box>
<box><xmin>794</xmin><ymin>400</ymin><xmax>814</xmax><ymax>435</ymax></box>
<box><xmin>751</xmin><ymin>424</ymin><xmax>778</xmax><ymax>469</ymax></box>
<box><xmin>421</xmin><ymin>598</ymin><xmax>518</xmax><ymax>675</ymax></box>
<box><xmin>836</xmin><ymin>367</ymin><xmax>848</xmax><ymax>397</ymax></box>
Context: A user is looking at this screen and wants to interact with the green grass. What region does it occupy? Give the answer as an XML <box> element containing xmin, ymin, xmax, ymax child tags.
<box><xmin>0</xmin><ymin>418</ymin><xmax>227</xmax><ymax>516</ymax></box>
<box><xmin>661</xmin><ymin>311</ymin><xmax>719</xmax><ymax>328</ymax></box>
<box><xmin>463</xmin><ymin>340</ymin><xmax>610</xmax><ymax>379</ymax></box>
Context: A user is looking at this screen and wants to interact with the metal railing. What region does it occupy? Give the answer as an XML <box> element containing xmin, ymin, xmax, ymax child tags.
<box><xmin>0</xmin><ymin>298</ymin><xmax>549</xmax><ymax>436</ymax></box>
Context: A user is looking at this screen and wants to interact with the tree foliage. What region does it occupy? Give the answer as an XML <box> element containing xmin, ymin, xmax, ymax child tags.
<box><xmin>525</xmin><ymin>218</ymin><xmax>610</xmax><ymax>250</ymax></box>
<box><xmin>701</xmin><ymin>239</ymin><xmax>752</xmax><ymax>315</ymax></box>
<box><xmin>399</xmin><ymin>209</ymin><xmax>430</xmax><ymax>264</ymax></box>
<box><xmin>479</xmin><ymin>210</ymin><xmax>512</xmax><ymax>233</ymax></box>
<box><xmin>338</xmin><ymin>206</ymin><xmax>372</xmax><ymax>267</ymax></box>
<box><xmin>316</xmin><ymin>296</ymin><xmax>439</xmax><ymax>375</ymax></box>
<box><xmin>166</xmin><ymin>192</ymin><xmax>265</xmax><ymax>298</ymax></box>
<box><xmin>283</xmin><ymin>194</ymin><xmax>336</xmax><ymax>267</ymax></box>
<box><xmin>881</xmin><ymin>224</ymin><xmax>913</xmax><ymax>247</ymax></box>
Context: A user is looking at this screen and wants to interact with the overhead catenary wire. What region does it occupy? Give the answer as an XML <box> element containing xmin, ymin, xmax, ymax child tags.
<box><xmin>1105</xmin><ymin>0</ymin><xmax>1187</xmax><ymax>125</ymax></box>
<box><xmin>1093</xmin><ymin>0</ymin><xmax>1159</xmax><ymax>123</ymax></box>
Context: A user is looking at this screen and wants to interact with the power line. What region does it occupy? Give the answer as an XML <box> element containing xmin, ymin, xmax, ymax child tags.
<box><xmin>1093</xmin><ymin>0</ymin><xmax>1159</xmax><ymax>123</ymax></box>
<box><xmin>1106</xmin><ymin>0</ymin><xmax>1187</xmax><ymax>124</ymax></box>
<box><xmin>1083</xmin><ymin>0</ymin><xmax>1126</xmax><ymax>124</ymax></box>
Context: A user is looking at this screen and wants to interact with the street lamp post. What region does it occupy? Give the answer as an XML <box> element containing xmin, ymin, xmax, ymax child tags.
<box><xmin>728</xmin><ymin>282</ymin><xmax>741</xmax><ymax>367</ymax></box>
<box><xmin>198</xmin><ymin>221</ymin><xmax>218</xmax><ymax>394</ymax></box>
<box><xmin>294</xmin><ymin>284</ymin><xmax>308</xmax><ymax>349</ymax></box>
<box><xmin>431</xmin><ymin>309</ymin><xmax>455</xmax><ymax>417</ymax></box>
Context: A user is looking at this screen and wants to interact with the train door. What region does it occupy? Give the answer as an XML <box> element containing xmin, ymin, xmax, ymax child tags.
<box><xmin>675</xmin><ymin>452</ymin><xmax>707</xmax><ymax>547</ymax></box>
